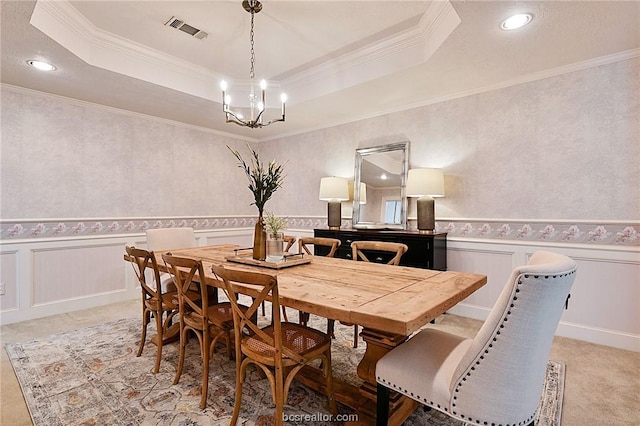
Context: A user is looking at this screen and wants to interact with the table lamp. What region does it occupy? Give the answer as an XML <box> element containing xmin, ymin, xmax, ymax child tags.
<box><xmin>319</xmin><ymin>177</ymin><xmax>349</xmax><ymax>230</ymax></box>
<box><xmin>406</xmin><ymin>168</ymin><xmax>445</xmax><ymax>233</ymax></box>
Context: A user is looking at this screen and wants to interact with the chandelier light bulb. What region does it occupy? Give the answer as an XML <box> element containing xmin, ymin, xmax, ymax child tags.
<box><xmin>219</xmin><ymin>0</ymin><xmax>285</xmax><ymax>128</ymax></box>
<box><xmin>280</xmin><ymin>93</ymin><xmax>287</xmax><ymax>103</ymax></box>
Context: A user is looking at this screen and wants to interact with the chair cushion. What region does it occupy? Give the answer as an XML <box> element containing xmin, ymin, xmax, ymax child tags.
<box><xmin>243</xmin><ymin>322</ymin><xmax>331</xmax><ymax>359</ymax></box>
<box><xmin>145</xmin><ymin>291</ymin><xmax>178</xmax><ymax>311</ymax></box>
<box><xmin>376</xmin><ymin>328</ymin><xmax>471</xmax><ymax>412</ymax></box>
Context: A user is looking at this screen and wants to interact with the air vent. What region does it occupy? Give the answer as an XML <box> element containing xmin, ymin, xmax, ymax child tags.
<box><xmin>164</xmin><ymin>16</ymin><xmax>208</xmax><ymax>40</ymax></box>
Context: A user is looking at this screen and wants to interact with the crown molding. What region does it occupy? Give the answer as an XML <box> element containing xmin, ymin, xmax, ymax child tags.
<box><xmin>281</xmin><ymin>1</ymin><xmax>461</xmax><ymax>105</ymax></box>
<box><xmin>30</xmin><ymin>0</ymin><xmax>221</xmax><ymax>101</ymax></box>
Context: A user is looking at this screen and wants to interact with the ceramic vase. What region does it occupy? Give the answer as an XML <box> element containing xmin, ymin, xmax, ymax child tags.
<box><xmin>253</xmin><ymin>216</ymin><xmax>267</xmax><ymax>261</ymax></box>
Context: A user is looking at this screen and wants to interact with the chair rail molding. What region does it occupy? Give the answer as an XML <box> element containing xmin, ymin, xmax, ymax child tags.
<box><xmin>2</xmin><ymin>216</ymin><xmax>638</xmax><ymax>247</ymax></box>
<box><xmin>432</xmin><ymin>218</ymin><xmax>640</xmax><ymax>247</ymax></box>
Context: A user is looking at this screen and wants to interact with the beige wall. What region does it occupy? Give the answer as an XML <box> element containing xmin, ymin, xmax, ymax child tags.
<box><xmin>1</xmin><ymin>57</ymin><xmax>638</xmax><ymax>222</ymax></box>
<box><xmin>263</xmin><ymin>57</ymin><xmax>639</xmax><ymax>221</ymax></box>
<box><xmin>1</xmin><ymin>90</ymin><xmax>257</xmax><ymax>218</ymax></box>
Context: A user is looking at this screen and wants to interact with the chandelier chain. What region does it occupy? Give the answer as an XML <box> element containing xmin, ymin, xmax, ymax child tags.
<box><xmin>249</xmin><ymin>9</ymin><xmax>255</xmax><ymax>80</ymax></box>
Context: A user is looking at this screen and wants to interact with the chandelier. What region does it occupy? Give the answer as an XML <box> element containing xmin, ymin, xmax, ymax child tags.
<box><xmin>220</xmin><ymin>0</ymin><xmax>286</xmax><ymax>129</ymax></box>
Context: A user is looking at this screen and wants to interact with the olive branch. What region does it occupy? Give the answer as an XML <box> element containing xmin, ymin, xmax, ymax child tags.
<box><xmin>228</xmin><ymin>145</ymin><xmax>286</xmax><ymax>216</ymax></box>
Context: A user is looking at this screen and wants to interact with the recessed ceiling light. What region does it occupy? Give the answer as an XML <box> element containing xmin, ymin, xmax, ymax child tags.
<box><xmin>500</xmin><ymin>13</ymin><xmax>533</xmax><ymax>31</ymax></box>
<box><xmin>27</xmin><ymin>60</ymin><xmax>56</xmax><ymax>71</ymax></box>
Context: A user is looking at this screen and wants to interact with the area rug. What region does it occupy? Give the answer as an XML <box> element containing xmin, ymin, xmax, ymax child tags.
<box><xmin>5</xmin><ymin>311</ymin><xmax>564</xmax><ymax>426</ymax></box>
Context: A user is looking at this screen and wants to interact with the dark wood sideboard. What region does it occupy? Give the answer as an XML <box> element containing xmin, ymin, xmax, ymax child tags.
<box><xmin>314</xmin><ymin>229</ymin><xmax>447</xmax><ymax>271</ymax></box>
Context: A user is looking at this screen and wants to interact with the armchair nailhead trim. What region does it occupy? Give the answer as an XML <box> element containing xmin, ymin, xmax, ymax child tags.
<box><xmin>379</xmin><ymin>269</ymin><xmax>575</xmax><ymax>426</ymax></box>
<box><xmin>377</xmin><ymin>377</ymin><xmax>444</xmax><ymax>411</ymax></box>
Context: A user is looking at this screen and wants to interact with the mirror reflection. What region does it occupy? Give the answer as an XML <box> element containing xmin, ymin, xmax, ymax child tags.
<box><xmin>353</xmin><ymin>142</ymin><xmax>409</xmax><ymax>229</ymax></box>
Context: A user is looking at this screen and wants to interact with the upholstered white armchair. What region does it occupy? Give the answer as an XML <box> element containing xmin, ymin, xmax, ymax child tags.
<box><xmin>146</xmin><ymin>227</ymin><xmax>195</xmax><ymax>252</ymax></box>
<box><xmin>376</xmin><ymin>251</ymin><xmax>577</xmax><ymax>426</ymax></box>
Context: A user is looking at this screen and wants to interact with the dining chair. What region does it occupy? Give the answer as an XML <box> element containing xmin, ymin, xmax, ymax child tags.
<box><xmin>297</xmin><ymin>237</ymin><xmax>342</xmax><ymax>336</ymax></box>
<box><xmin>125</xmin><ymin>245</ymin><xmax>180</xmax><ymax>374</ymax></box>
<box><xmin>376</xmin><ymin>251</ymin><xmax>577</xmax><ymax>426</ymax></box>
<box><xmin>351</xmin><ymin>240</ymin><xmax>408</xmax><ymax>266</ymax></box>
<box><xmin>298</xmin><ymin>236</ymin><xmax>341</xmax><ymax>257</ymax></box>
<box><xmin>146</xmin><ymin>227</ymin><xmax>196</xmax><ymax>290</ymax></box>
<box><xmin>162</xmin><ymin>253</ymin><xmax>248</xmax><ymax>409</ymax></box>
<box><xmin>212</xmin><ymin>264</ymin><xmax>337</xmax><ymax>426</ymax></box>
<box><xmin>347</xmin><ymin>240</ymin><xmax>409</xmax><ymax>348</ymax></box>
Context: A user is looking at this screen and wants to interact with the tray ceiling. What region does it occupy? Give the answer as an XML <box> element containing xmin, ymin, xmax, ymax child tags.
<box><xmin>2</xmin><ymin>1</ymin><xmax>638</xmax><ymax>141</ymax></box>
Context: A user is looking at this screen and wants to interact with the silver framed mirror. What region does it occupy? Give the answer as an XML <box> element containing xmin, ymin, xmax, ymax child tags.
<box><xmin>352</xmin><ymin>141</ymin><xmax>409</xmax><ymax>229</ymax></box>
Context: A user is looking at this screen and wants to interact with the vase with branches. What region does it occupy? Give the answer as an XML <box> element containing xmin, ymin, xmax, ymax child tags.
<box><xmin>229</xmin><ymin>145</ymin><xmax>286</xmax><ymax>260</ymax></box>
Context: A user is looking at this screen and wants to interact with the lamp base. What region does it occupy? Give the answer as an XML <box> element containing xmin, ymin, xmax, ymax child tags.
<box><xmin>327</xmin><ymin>201</ymin><xmax>342</xmax><ymax>230</ymax></box>
<box><xmin>416</xmin><ymin>196</ymin><xmax>435</xmax><ymax>233</ymax></box>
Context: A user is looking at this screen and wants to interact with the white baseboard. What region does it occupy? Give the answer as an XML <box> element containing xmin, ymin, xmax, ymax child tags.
<box><xmin>1</xmin><ymin>287</ymin><xmax>139</xmax><ymax>325</ymax></box>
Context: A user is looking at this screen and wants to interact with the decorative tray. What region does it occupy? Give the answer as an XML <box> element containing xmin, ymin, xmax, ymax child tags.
<box><xmin>225</xmin><ymin>252</ymin><xmax>311</xmax><ymax>269</ymax></box>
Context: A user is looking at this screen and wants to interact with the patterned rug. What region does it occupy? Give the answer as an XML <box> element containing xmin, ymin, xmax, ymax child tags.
<box><xmin>5</xmin><ymin>310</ymin><xmax>564</xmax><ymax>426</ymax></box>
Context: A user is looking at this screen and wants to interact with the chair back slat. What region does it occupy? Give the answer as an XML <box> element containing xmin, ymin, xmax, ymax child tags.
<box><xmin>299</xmin><ymin>237</ymin><xmax>341</xmax><ymax>257</ymax></box>
<box><xmin>162</xmin><ymin>253</ymin><xmax>209</xmax><ymax>326</ymax></box>
<box><xmin>283</xmin><ymin>235</ymin><xmax>297</xmax><ymax>253</ymax></box>
<box><xmin>126</xmin><ymin>246</ymin><xmax>162</xmax><ymax>299</ymax></box>
<box><xmin>351</xmin><ymin>241</ymin><xmax>408</xmax><ymax>265</ymax></box>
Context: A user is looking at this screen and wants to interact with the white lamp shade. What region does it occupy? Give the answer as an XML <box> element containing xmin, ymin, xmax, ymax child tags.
<box><xmin>319</xmin><ymin>177</ymin><xmax>349</xmax><ymax>201</ymax></box>
<box><xmin>348</xmin><ymin>181</ymin><xmax>367</xmax><ymax>204</ymax></box>
<box><xmin>406</xmin><ymin>168</ymin><xmax>445</xmax><ymax>197</ymax></box>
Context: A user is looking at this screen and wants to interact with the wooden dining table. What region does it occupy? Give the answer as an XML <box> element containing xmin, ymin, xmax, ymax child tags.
<box><xmin>126</xmin><ymin>243</ymin><xmax>486</xmax><ymax>425</ymax></box>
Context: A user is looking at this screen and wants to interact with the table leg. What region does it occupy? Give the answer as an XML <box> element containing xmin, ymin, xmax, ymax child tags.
<box><xmin>356</xmin><ymin>328</ymin><xmax>419</xmax><ymax>425</ymax></box>
<box><xmin>297</xmin><ymin>327</ymin><xmax>419</xmax><ymax>425</ymax></box>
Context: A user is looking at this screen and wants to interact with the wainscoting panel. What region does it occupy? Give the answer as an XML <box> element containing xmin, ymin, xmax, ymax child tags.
<box><xmin>564</xmin><ymin>257</ymin><xmax>639</xmax><ymax>334</ymax></box>
<box><xmin>0</xmin><ymin>227</ymin><xmax>253</xmax><ymax>325</ymax></box>
<box><xmin>446</xmin><ymin>239</ymin><xmax>640</xmax><ymax>352</ymax></box>
<box><xmin>446</xmin><ymin>248</ymin><xmax>516</xmax><ymax>310</ymax></box>
<box><xmin>201</xmin><ymin>229</ymin><xmax>253</xmax><ymax>248</ymax></box>
<box><xmin>33</xmin><ymin>244</ymin><xmax>127</xmax><ymax>305</ymax></box>
<box><xmin>0</xmin><ymin>250</ymin><xmax>18</xmax><ymax>311</ymax></box>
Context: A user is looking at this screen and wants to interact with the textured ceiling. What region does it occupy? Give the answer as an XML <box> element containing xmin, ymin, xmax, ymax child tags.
<box><xmin>2</xmin><ymin>1</ymin><xmax>639</xmax><ymax>142</ymax></box>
